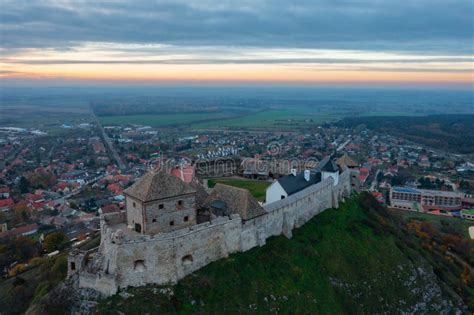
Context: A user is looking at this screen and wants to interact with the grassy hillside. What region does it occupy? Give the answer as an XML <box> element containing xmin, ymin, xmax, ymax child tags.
<box><xmin>0</xmin><ymin>254</ymin><xmax>67</xmax><ymax>315</ymax></box>
<box><xmin>207</xmin><ymin>178</ymin><xmax>270</xmax><ymax>201</ymax></box>
<box><xmin>96</xmin><ymin>193</ymin><xmax>472</xmax><ymax>314</ymax></box>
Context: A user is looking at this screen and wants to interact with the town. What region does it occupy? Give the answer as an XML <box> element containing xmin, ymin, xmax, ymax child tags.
<box><xmin>1</xmin><ymin>116</ymin><xmax>473</xmax><ymax>284</ymax></box>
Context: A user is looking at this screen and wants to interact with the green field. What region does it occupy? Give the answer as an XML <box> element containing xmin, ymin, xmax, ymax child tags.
<box><xmin>96</xmin><ymin>105</ymin><xmax>433</xmax><ymax>131</ymax></box>
<box><xmin>96</xmin><ymin>194</ymin><xmax>469</xmax><ymax>314</ymax></box>
<box><xmin>0</xmin><ymin>104</ymin><xmax>91</xmax><ymax>129</ymax></box>
<box><xmin>98</xmin><ymin>107</ymin><xmax>340</xmax><ymax>130</ymax></box>
<box><xmin>207</xmin><ymin>178</ymin><xmax>270</xmax><ymax>201</ymax></box>
<box><xmin>99</xmin><ymin>113</ymin><xmax>226</xmax><ymax>127</ymax></box>
<box><xmin>193</xmin><ymin>107</ymin><xmax>338</xmax><ymax>129</ymax></box>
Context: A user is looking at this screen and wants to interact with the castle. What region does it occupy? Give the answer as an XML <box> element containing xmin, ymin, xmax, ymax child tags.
<box><xmin>68</xmin><ymin>157</ymin><xmax>359</xmax><ymax>296</ymax></box>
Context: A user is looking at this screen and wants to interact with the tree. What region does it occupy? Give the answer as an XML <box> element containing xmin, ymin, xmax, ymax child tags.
<box><xmin>28</xmin><ymin>172</ymin><xmax>57</xmax><ymax>189</ymax></box>
<box><xmin>19</xmin><ymin>176</ymin><xmax>30</xmax><ymax>193</ymax></box>
<box><xmin>43</xmin><ymin>232</ymin><xmax>68</xmax><ymax>253</ymax></box>
<box><xmin>14</xmin><ymin>236</ymin><xmax>38</xmax><ymax>262</ymax></box>
<box><xmin>14</xmin><ymin>202</ymin><xmax>30</xmax><ymax>224</ymax></box>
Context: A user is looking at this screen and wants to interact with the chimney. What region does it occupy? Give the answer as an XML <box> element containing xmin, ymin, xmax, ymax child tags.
<box><xmin>291</xmin><ymin>168</ymin><xmax>297</xmax><ymax>176</ymax></box>
<box><xmin>304</xmin><ymin>170</ymin><xmax>310</xmax><ymax>182</ymax></box>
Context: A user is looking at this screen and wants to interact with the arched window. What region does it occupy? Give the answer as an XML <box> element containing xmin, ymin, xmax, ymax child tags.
<box><xmin>134</xmin><ymin>260</ymin><xmax>146</xmax><ymax>272</ymax></box>
<box><xmin>182</xmin><ymin>255</ymin><xmax>193</xmax><ymax>265</ymax></box>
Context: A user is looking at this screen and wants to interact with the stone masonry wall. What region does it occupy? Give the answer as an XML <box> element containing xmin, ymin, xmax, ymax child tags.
<box><xmin>144</xmin><ymin>194</ymin><xmax>196</xmax><ymax>234</ymax></box>
<box><xmin>75</xmin><ymin>169</ymin><xmax>355</xmax><ymax>296</ymax></box>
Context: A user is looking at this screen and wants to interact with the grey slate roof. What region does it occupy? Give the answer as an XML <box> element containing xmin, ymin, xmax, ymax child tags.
<box><xmin>124</xmin><ymin>170</ymin><xmax>196</xmax><ymax>202</ymax></box>
<box><xmin>205</xmin><ymin>183</ymin><xmax>266</xmax><ymax>221</ymax></box>
<box><xmin>277</xmin><ymin>171</ymin><xmax>322</xmax><ymax>196</ymax></box>
<box><xmin>313</xmin><ymin>155</ymin><xmax>338</xmax><ymax>172</ymax></box>
<box><xmin>321</xmin><ymin>159</ymin><xmax>339</xmax><ymax>172</ymax></box>
<box><xmin>276</xmin><ymin>155</ymin><xmax>339</xmax><ymax>196</ymax></box>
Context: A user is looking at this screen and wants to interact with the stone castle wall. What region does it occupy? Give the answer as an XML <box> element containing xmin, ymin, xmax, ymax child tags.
<box><xmin>73</xmin><ymin>169</ymin><xmax>356</xmax><ymax>296</ymax></box>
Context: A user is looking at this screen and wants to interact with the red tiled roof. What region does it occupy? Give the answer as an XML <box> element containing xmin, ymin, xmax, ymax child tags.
<box><xmin>0</xmin><ymin>223</ymin><xmax>38</xmax><ymax>238</ymax></box>
<box><xmin>0</xmin><ymin>198</ymin><xmax>14</xmax><ymax>208</ymax></box>
<box><xmin>26</xmin><ymin>193</ymin><xmax>43</xmax><ymax>201</ymax></box>
<box><xmin>101</xmin><ymin>203</ymin><xmax>120</xmax><ymax>214</ymax></box>
<box><xmin>107</xmin><ymin>183</ymin><xmax>123</xmax><ymax>194</ymax></box>
<box><xmin>371</xmin><ymin>191</ymin><xmax>382</xmax><ymax>198</ymax></box>
<box><xmin>171</xmin><ymin>165</ymin><xmax>195</xmax><ymax>184</ymax></box>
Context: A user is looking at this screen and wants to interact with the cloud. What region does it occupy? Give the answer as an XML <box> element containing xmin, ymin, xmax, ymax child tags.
<box><xmin>2</xmin><ymin>57</ymin><xmax>472</xmax><ymax>65</ymax></box>
<box><xmin>0</xmin><ymin>0</ymin><xmax>473</xmax><ymax>54</ymax></box>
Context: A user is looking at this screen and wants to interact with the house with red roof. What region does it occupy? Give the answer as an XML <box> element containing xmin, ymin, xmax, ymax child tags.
<box><xmin>371</xmin><ymin>191</ymin><xmax>385</xmax><ymax>204</ymax></box>
<box><xmin>0</xmin><ymin>187</ymin><xmax>10</xmax><ymax>198</ymax></box>
<box><xmin>171</xmin><ymin>165</ymin><xmax>195</xmax><ymax>184</ymax></box>
<box><xmin>107</xmin><ymin>183</ymin><xmax>123</xmax><ymax>195</ymax></box>
<box><xmin>56</xmin><ymin>181</ymin><xmax>71</xmax><ymax>193</ymax></box>
<box><xmin>359</xmin><ymin>167</ymin><xmax>370</xmax><ymax>184</ymax></box>
<box><xmin>0</xmin><ymin>223</ymin><xmax>38</xmax><ymax>239</ymax></box>
<box><xmin>0</xmin><ymin>198</ymin><xmax>14</xmax><ymax>212</ymax></box>
<box><xmin>99</xmin><ymin>203</ymin><xmax>121</xmax><ymax>215</ymax></box>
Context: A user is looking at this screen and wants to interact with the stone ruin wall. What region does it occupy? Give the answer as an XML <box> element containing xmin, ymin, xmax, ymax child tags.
<box><xmin>74</xmin><ymin>169</ymin><xmax>356</xmax><ymax>296</ymax></box>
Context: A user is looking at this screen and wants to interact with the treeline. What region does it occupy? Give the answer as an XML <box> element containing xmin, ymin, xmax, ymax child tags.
<box><xmin>92</xmin><ymin>103</ymin><xmax>221</xmax><ymax>117</ymax></box>
<box><xmin>337</xmin><ymin>114</ymin><xmax>474</xmax><ymax>154</ymax></box>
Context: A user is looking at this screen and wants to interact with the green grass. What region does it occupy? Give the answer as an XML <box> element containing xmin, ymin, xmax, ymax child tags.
<box><xmin>207</xmin><ymin>178</ymin><xmax>270</xmax><ymax>201</ymax></box>
<box><xmin>99</xmin><ymin>113</ymin><xmax>227</xmax><ymax>127</ymax></box>
<box><xmin>193</xmin><ymin>107</ymin><xmax>338</xmax><ymax>129</ymax></box>
<box><xmin>97</xmin><ymin>194</ymin><xmax>467</xmax><ymax>314</ymax></box>
<box><xmin>99</xmin><ymin>107</ymin><xmax>341</xmax><ymax>130</ymax></box>
<box><xmin>97</xmin><ymin>107</ymin><xmax>428</xmax><ymax>131</ymax></box>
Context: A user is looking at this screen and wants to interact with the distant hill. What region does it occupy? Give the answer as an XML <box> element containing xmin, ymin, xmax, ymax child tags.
<box><xmin>95</xmin><ymin>193</ymin><xmax>472</xmax><ymax>314</ymax></box>
<box><xmin>336</xmin><ymin>114</ymin><xmax>474</xmax><ymax>154</ymax></box>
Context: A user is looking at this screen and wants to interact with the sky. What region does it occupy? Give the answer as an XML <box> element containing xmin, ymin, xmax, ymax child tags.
<box><xmin>0</xmin><ymin>0</ymin><xmax>473</xmax><ymax>88</ymax></box>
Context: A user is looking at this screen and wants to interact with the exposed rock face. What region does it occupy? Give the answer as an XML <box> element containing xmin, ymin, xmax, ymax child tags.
<box><xmin>69</xmin><ymin>169</ymin><xmax>356</xmax><ymax>296</ymax></box>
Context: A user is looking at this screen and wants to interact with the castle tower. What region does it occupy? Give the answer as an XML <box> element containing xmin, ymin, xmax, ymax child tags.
<box><xmin>124</xmin><ymin>170</ymin><xmax>197</xmax><ymax>234</ymax></box>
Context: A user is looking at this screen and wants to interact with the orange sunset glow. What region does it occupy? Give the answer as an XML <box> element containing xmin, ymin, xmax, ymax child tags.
<box><xmin>0</xmin><ymin>1</ymin><xmax>472</xmax><ymax>87</ymax></box>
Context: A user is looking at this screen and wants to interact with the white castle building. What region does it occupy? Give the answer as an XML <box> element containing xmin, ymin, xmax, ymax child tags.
<box><xmin>68</xmin><ymin>157</ymin><xmax>359</xmax><ymax>296</ymax></box>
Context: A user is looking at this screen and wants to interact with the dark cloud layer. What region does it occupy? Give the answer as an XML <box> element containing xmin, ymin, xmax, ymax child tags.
<box><xmin>0</xmin><ymin>0</ymin><xmax>473</xmax><ymax>53</ymax></box>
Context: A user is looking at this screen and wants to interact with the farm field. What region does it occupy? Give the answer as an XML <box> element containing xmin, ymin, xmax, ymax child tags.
<box><xmin>99</xmin><ymin>113</ymin><xmax>227</xmax><ymax>127</ymax></box>
<box><xmin>0</xmin><ymin>104</ymin><xmax>91</xmax><ymax>128</ymax></box>
<box><xmin>193</xmin><ymin>107</ymin><xmax>339</xmax><ymax>129</ymax></box>
<box><xmin>207</xmin><ymin>178</ymin><xmax>271</xmax><ymax>201</ymax></box>
<box><xmin>98</xmin><ymin>107</ymin><xmax>341</xmax><ymax>130</ymax></box>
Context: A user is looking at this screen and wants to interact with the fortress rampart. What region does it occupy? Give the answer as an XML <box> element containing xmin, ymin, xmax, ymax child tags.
<box><xmin>69</xmin><ymin>169</ymin><xmax>355</xmax><ymax>296</ymax></box>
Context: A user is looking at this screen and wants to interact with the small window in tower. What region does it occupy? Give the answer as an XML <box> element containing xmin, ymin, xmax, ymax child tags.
<box><xmin>178</xmin><ymin>200</ymin><xmax>183</xmax><ymax>206</ymax></box>
<box><xmin>182</xmin><ymin>255</ymin><xmax>193</xmax><ymax>265</ymax></box>
<box><xmin>170</xmin><ymin>220</ymin><xmax>175</xmax><ymax>226</ymax></box>
<box><xmin>70</xmin><ymin>262</ymin><xmax>76</xmax><ymax>271</ymax></box>
<box><xmin>184</xmin><ymin>216</ymin><xmax>189</xmax><ymax>222</ymax></box>
<box><xmin>152</xmin><ymin>218</ymin><xmax>156</xmax><ymax>222</ymax></box>
<box><xmin>133</xmin><ymin>202</ymin><xmax>136</xmax><ymax>207</ymax></box>
<box><xmin>134</xmin><ymin>260</ymin><xmax>146</xmax><ymax>272</ymax></box>
<box><xmin>159</xmin><ymin>204</ymin><xmax>164</xmax><ymax>209</ymax></box>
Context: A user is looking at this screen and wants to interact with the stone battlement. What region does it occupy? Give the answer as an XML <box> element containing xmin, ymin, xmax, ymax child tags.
<box><xmin>69</xmin><ymin>169</ymin><xmax>356</xmax><ymax>296</ymax></box>
<box><xmin>103</xmin><ymin>214</ymin><xmax>242</xmax><ymax>245</ymax></box>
